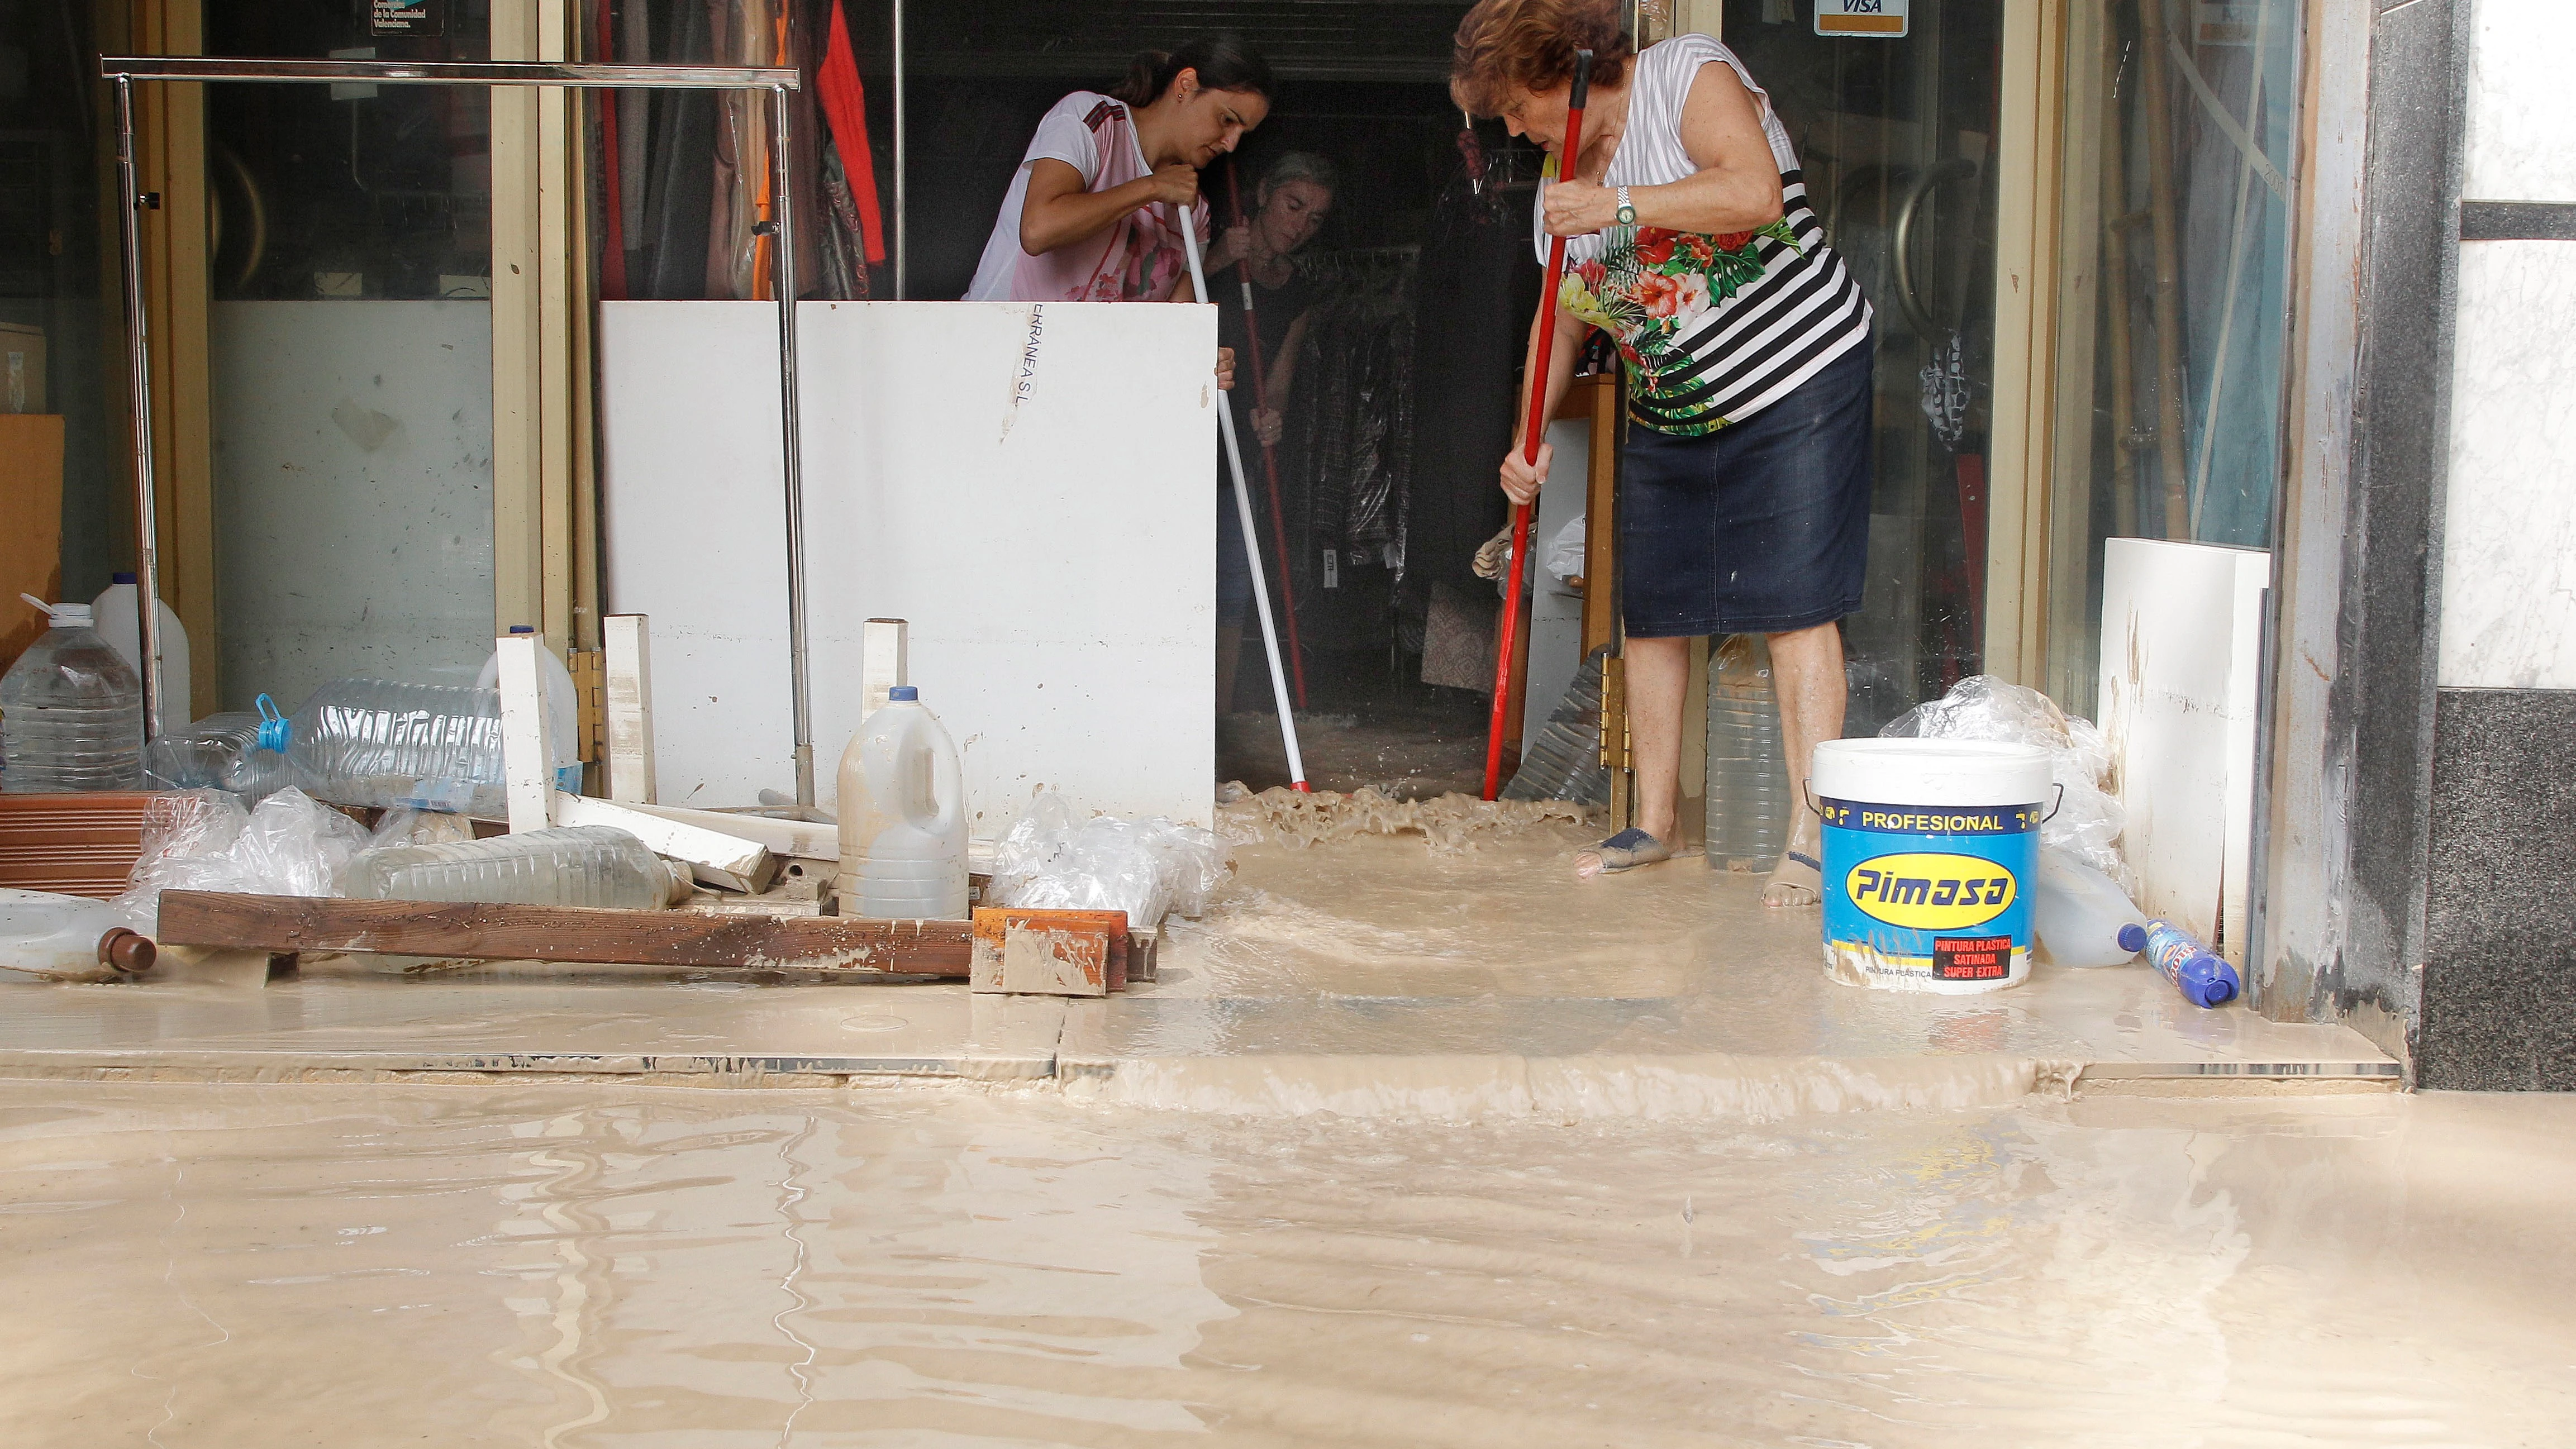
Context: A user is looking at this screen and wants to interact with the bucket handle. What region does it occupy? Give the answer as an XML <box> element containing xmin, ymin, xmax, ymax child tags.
<box><xmin>1801</xmin><ymin>779</ymin><xmax>1820</xmax><ymax>818</ymax></box>
<box><xmin>2044</xmin><ymin>783</ymin><xmax>2065</xmax><ymax>822</ymax></box>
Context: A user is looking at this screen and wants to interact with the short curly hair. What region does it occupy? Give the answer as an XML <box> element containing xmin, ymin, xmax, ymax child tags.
<box><xmin>1449</xmin><ymin>0</ymin><xmax>1636</xmax><ymax>120</ymax></box>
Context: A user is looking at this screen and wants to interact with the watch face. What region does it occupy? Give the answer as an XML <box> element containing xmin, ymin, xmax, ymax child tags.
<box><xmin>1616</xmin><ymin>206</ymin><xmax>1637</xmax><ymax>225</ymax></box>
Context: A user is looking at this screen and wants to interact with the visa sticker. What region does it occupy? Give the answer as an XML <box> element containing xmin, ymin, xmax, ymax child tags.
<box><xmin>1816</xmin><ymin>0</ymin><xmax>1909</xmax><ymax>37</ymax></box>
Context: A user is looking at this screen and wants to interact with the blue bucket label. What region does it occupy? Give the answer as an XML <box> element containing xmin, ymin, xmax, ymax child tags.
<box><xmin>1820</xmin><ymin>795</ymin><xmax>2040</xmax><ymax>988</ymax></box>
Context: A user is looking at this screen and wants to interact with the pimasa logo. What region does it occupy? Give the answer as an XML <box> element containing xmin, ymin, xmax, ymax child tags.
<box><xmin>1844</xmin><ymin>852</ymin><xmax>2016</xmax><ymax>930</ymax></box>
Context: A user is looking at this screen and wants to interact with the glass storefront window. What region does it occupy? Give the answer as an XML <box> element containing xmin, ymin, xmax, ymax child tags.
<box><xmin>2044</xmin><ymin>0</ymin><xmax>2299</xmax><ymax>711</ymax></box>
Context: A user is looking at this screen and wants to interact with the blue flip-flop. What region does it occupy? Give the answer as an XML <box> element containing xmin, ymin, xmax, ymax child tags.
<box><xmin>1582</xmin><ymin>827</ymin><xmax>1674</xmax><ymax>874</ymax></box>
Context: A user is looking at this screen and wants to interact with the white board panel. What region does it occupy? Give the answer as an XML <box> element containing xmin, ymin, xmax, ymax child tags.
<box><xmin>599</xmin><ymin>300</ymin><xmax>1216</xmax><ymax>831</ymax></box>
<box><xmin>2097</xmin><ymin>537</ymin><xmax>2269</xmax><ymax>965</ymax></box>
<box><xmin>210</xmin><ymin>301</ymin><xmax>497</xmax><ymax>710</ymax></box>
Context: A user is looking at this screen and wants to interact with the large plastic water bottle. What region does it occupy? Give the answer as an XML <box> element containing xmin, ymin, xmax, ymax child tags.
<box><xmin>474</xmin><ymin>626</ymin><xmax>584</xmax><ymax>794</ymax></box>
<box><xmin>345</xmin><ymin>824</ymin><xmax>690</xmax><ymax>908</ymax></box>
<box><xmin>1</xmin><ymin>594</ymin><xmax>143</xmax><ymax>793</ymax></box>
<box><xmin>835</xmin><ymin>685</ymin><xmax>969</xmax><ymax>919</ymax></box>
<box><xmin>1704</xmin><ymin>634</ymin><xmax>1791</xmax><ymax>871</ymax></box>
<box><xmin>2031</xmin><ymin>846</ymin><xmax>2148</xmax><ymax>967</ymax></box>
<box><xmin>278</xmin><ymin>678</ymin><xmax>507</xmax><ymax>815</ymax></box>
<box><xmin>90</xmin><ymin>573</ymin><xmax>189</xmax><ymax>733</ymax></box>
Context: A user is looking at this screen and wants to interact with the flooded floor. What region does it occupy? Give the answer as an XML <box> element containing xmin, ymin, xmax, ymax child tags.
<box><xmin>6</xmin><ymin>1078</ymin><xmax>2571</xmax><ymax>1446</ymax></box>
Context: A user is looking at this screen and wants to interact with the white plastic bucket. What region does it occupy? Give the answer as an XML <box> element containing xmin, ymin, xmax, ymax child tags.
<box><xmin>1812</xmin><ymin>738</ymin><xmax>2053</xmax><ymax>994</ymax></box>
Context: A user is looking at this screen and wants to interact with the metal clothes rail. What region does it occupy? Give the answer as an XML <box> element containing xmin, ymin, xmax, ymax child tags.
<box><xmin>96</xmin><ymin>56</ymin><xmax>827</xmax><ymax>809</ymax></box>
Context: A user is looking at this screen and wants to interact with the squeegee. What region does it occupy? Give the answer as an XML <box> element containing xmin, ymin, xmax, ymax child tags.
<box><xmin>1484</xmin><ymin>48</ymin><xmax>1593</xmax><ymax>801</ymax></box>
<box><xmin>1181</xmin><ymin>200</ymin><xmax>1312</xmax><ymax>792</ymax></box>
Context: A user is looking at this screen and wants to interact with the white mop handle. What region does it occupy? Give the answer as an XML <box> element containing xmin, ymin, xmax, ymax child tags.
<box><xmin>1179</xmin><ymin>206</ymin><xmax>1309</xmax><ymax>788</ymax></box>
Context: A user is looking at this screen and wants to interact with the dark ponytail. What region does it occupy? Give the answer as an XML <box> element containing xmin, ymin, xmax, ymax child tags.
<box><xmin>1109</xmin><ymin>34</ymin><xmax>1274</xmax><ymax>107</ymax></box>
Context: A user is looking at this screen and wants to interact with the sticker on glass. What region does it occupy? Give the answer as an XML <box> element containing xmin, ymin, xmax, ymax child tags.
<box><xmin>1815</xmin><ymin>0</ymin><xmax>1908</xmax><ymax>37</ymax></box>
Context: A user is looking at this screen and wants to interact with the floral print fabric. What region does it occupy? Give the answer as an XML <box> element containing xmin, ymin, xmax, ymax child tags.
<box><xmin>1558</xmin><ymin>220</ymin><xmax>1803</xmax><ymax>436</ymax></box>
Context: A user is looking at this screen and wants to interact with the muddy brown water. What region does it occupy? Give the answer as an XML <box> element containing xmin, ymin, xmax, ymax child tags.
<box><xmin>4</xmin><ymin>1080</ymin><xmax>2571</xmax><ymax>1446</ymax></box>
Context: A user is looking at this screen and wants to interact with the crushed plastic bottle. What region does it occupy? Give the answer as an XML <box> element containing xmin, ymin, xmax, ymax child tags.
<box><xmin>277</xmin><ymin>679</ymin><xmax>507</xmax><ymax>815</ymax></box>
<box><xmin>1</xmin><ymin>594</ymin><xmax>142</xmax><ymax>792</ymax></box>
<box><xmin>345</xmin><ymin>824</ymin><xmax>690</xmax><ymax>909</ymax></box>
<box><xmin>2118</xmin><ymin>918</ymin><xmax>2241</xmax><ymax>1008</ymax></box>
<box><xmin>0</xmin><ymin>888</ymin><xmax>155</xmax><ymax>980</ymax></box>
<box><xmin>144</xmin><ymin>712</ymin><xmax>288</xmax><ymax>799</ymax></box>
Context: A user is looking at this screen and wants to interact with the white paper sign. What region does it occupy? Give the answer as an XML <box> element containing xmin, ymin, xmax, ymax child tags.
<box><xmin>1815</xmin><ymin>0</ymin><xmax>1908</xmax><ymax>37</ymax></box>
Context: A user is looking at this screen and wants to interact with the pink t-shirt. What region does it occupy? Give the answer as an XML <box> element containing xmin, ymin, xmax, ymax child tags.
<box><xmin>964</xmin><ymin>92</ymin><xmax>1212</xmax><ymax>303</ymax></box>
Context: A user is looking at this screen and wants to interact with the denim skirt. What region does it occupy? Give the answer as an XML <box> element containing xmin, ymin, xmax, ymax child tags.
<box><xmin>1618</xmin><ymin>340</ymin><xmax>1874</xmax><ymax>638</ymax></box>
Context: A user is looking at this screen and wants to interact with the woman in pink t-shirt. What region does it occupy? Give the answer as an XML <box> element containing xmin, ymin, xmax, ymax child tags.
<box><xmin>966</xmin><ymin>36</ymin><xmax>1274</xmax><ymax>388</ymax></box>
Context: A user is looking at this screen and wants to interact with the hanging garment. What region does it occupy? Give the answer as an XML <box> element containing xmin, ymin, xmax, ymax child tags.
<box><xmin>815</xmin><ymin>0</ymin><xmax>886</xmax><ymax>264</ymax></box>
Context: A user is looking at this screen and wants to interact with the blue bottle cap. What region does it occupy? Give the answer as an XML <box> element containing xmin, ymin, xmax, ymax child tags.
<box><xmin>2117</xmin><ymin>923</ymin><xmax>2147</xmax><ymax>953</ymax></box>
<box><xmin>254</xmin><ymin>693</ymin><xmax>291</xmax><ymax>753</ymax></box>
<box><xmin>508</xmin><ymin>624</ymin><xmax>536</xmax><ymax>634</ymax></box>
<box><xmin>888</xmin><ymin>685</ymin><xmax>918</xmax><ymax>702</ymax></box>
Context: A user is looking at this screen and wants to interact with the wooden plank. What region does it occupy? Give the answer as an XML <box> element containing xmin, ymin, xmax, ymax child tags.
<box><xmin>603</xmin><ymin>613</ymin><xmax>656</xmax><ymax>802</ymax></box>
<box><xmin>155</xmin><ymin>890</ymin><xmax>972</xmax><ymax>975</ymax></box>
<box><xmin>622</xmin><ymin>802</ymin><xmax>838</xmax><ymax>860</ymax></box>
<box><xmin>861</xmin><ymin>618</ymin><xmax>908</xmax><ymax>721</ymax></box>
<box><xmin>554</xmin><ymin>792</ymin><xmax>775</xmax><ymax>892</ymax></box>
<box><xmin>968</xmin><ymin>907</ymin><xmax>1127</xmax><ymax>997</ymax></box>
<box><xmin>496</xmin><ymin>633</ymin><xmax>554</xmax><ymax>832</ymax></box>
<box><xmin>0</xmin><ymin>791</ymin><xmax>164</xmax><ymax>898</ymax></box>
<box><xmin>1580</xmin><ymin>373</ymin><xmax>1621</xmax><ymax>656</ymax></box>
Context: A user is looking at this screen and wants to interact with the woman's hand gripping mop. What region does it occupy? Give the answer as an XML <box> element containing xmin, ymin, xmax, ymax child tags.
<box><xmin>1483</xmin><ymin>49</ymin><xmax>1593</xmax><ymax>800</ymax></box>
<box><xmin>1181</xmin><ymin>207</ymin><xmax>1312</xmax><ymax>791</ymax></box>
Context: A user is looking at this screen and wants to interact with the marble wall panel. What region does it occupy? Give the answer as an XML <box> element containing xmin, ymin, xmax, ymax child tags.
<box><xmin>2439</xmin><ymin>240</ymin><xmax>2576</xmax><ymax>689</ymax></box>
<box><xmin>2463</xmin><ymin>0</ymin><xmax>2576</xmax><ymax>202</ymax></box>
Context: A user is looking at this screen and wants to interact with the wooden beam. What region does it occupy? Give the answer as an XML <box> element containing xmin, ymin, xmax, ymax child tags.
<box><xmin>1580</xmin><ymin>371</ymin><xmax>1621</xmax><ymax>656</ymax></box>
<box><xmin>154</xmin><ymin>890</ymin><xmax>973</xmax><ymax>975</ymax></box>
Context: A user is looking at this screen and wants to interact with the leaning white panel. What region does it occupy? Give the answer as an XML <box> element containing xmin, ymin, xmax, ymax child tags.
<box><xmin>599</xmin><ymin>299</ymin><xmax>1217</xmax><ymax>831</ymax></box>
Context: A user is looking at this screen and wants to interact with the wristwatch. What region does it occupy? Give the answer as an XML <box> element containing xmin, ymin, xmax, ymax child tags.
<box><xmin>1614</xmin><ymin>185</ymin><xmax>1637</xmax><ymax>227</ymax></box>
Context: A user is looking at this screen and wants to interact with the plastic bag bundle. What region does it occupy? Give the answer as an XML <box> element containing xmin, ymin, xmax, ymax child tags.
<box><xmin>113</xmin><ymin>787</ymin><xmax>370</xmax><ymax>933</ymax></box>
<box><xmin>1880</xmin><ymin>675</ymin><xmax>2128</xmax><ymax>884</ymax></box>
<box><xmin>985</xmin><ymin>792</ymin><xmax>1230</xmax><ymax>929</ymax></box>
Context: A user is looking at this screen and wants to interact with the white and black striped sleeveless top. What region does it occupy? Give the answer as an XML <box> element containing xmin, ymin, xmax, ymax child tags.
<box><xmin>1535</xmin><ymin>34</ymin><xmax>1872</xmax><ymax>436</ymax></box>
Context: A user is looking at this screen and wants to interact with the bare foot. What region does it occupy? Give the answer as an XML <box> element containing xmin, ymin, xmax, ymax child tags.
<box><xmin>1763</xmin><ymin>849</ymin><xmax>1822</xmax><ymax>907</ymax></box>
<box><xmin>1764</xmin><ymin>808</ymin><xmax>1825</xmax><ymax>907</ymax></box>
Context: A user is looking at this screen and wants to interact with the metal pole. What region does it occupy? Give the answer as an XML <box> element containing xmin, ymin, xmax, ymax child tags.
<box><xmin>891</xmin><ymin>0</ymin><xmax>906</xmax><ymax>298</ymax></box>
<box><xmin>769</xmin><ymin>83</ymin><xmax>816</xmax><ymax>811</ymax></box>
<box><xmin>112</xmin><ymin>76</ymin><xmax>166</xmax><ymax>740</ymax></box>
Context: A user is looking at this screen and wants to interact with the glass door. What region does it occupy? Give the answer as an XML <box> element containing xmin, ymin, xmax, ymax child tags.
<box><xmin>1717</xmin><ymin>0</ymin><xmax>2007</xmax><ymax>734</ymax></box>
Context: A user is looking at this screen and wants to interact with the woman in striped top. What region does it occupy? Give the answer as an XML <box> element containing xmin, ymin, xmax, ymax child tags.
<box><xmin>1453</xmin><ymin>0</ymin><xmax>1874</xmax><ymax>905</ymax></box>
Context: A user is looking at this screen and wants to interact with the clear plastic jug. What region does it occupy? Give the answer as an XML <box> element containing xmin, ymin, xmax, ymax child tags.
<box><xmin>91</xmin><ymin>573</ymin><xmax>189</xmax><ymax>734</ymax></box>
<box><xmin>835</xmin><ymin>686</ymin><xmax>969</xmax><ymax>920</ymax></box>
<box><xmin>1</xmin><ymin>594</ymin><xmax>142</xmax><ymax>793</ymax></box>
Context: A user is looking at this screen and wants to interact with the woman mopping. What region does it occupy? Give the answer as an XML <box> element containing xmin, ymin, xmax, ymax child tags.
<box><xmin>966</xmin><ymin>35</ymin><xmax>1271</xmax><ymax>333</ymax></box>
<box><xmin>1203</xmin><ymin>151</ymin><xmax>1338</xmax><ymax>711</ymax></box>
<box><xmin>1451</xmin><ymin>0</ymin><xmax>1874</xmax><ymax>905</ymax></box>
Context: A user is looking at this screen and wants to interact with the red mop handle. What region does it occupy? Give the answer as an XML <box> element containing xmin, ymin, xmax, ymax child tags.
<box><xmin>1483</xmin><ymin>50</ymin><xmax>1593</xmax><ymax>801</ymax></box>
<box><xmin>1225</xmin><ymin>161</ymin><xmax>1311</xmax><ymax>709</ymax></box>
